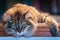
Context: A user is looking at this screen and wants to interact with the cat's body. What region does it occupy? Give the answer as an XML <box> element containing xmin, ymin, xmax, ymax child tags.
<box><xmin>2</xmin><ymin>3</ymin><xmax>59</xmax><ymax>36</ymax></box>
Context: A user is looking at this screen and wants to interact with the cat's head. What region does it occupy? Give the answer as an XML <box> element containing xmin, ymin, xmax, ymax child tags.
<box><xmin>2</xmin><ymin>11</ymin><xmax>34</xmax><ymax>36</ymax></box>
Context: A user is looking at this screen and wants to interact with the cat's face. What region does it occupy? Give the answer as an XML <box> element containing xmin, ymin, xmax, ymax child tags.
<box><xmin>3</xmin><ymin>12</ymin><xmax>34</xmax><ymax>36</ymax></box>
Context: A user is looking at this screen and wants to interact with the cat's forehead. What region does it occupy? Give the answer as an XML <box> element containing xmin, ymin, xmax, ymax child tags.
<box><xmin>14</xmin><ymin>11</ymin><xmax>30</xmax><ymax>20</ymax></box>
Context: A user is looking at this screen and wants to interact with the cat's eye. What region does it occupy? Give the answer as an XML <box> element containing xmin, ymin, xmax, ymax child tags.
<box><xmin>22</xmin><ymin>25</ymin><xmax>26</xmax><ymax>29</ymax></box>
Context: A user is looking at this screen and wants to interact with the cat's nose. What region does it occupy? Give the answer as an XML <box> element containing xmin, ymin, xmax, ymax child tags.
<box><xmin>18</xmin><ymin>27</ymin><xmax>22</xmax><ymax>33</ymax></box>
<box><xmin>19</xmin><ymin>29</ymin><xmax>22</xmax><ymax>32</ymax></box>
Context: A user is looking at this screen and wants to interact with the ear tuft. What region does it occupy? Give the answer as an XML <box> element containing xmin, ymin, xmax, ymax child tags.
<box><xmin>25</xmin><ymin>11</ymin><xmax>30</xmax><ymax>20</ymax></box>
<box><xmin>6</xmin><ymin>15</ymin><xmax>11</xmax><ymax>21</ymax></box>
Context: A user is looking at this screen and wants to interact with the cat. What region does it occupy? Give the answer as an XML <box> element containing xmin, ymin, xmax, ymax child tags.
<box><xmin>1</xmin><ymin>3</ymin><xmax>59</xmax><ymax>37</ymax></box>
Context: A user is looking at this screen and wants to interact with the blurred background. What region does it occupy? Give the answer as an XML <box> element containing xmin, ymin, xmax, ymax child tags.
<box><xmin>0</xmin><ymin>0</ymin><xmax>60</xmax><ymax>19</ymax></box>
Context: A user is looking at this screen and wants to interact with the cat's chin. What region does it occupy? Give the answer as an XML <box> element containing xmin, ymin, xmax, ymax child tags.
<box><xmin>16</xmin><ymin>32</ymin><xmax>24</xmax><ymax>36</ymax></box>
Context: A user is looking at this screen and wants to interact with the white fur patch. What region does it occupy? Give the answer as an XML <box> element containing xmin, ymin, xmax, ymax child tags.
<box><xmin>6</xmin><ymin>15</ymin><xmax>11</xmax><ymax>21</ymax></box>
<box><xmin>25</xmin><ymin>12</ymin><xmax>30</xmax><ymax>20</ymax></box>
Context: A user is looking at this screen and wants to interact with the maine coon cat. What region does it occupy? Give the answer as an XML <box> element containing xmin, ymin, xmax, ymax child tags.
<box><xmin>1</xmin><ymin>3</ymin><xmax>59</xmax><ymax>36</ymax></box>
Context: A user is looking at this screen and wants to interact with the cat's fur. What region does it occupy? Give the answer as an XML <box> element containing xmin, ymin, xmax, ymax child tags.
<box><xmin>2</xmin><ymin>3</ymin><xmax>59</xmax><ymax>36</ymax></box>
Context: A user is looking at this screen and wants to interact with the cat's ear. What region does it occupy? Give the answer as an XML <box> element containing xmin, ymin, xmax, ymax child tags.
<box><xmin>6</xmin><ymin>15</ymin><xmax>11</xmax><ymax>21</ymax></box>
<box><xmin>1</xmin><ymin>14</ymin><xmax>11</xmax><ymax>26</ymax></box>
<box><xmin>25</xmin><ymin>11</ymin><xmax>30</xmax><ymax>20</ymax></box>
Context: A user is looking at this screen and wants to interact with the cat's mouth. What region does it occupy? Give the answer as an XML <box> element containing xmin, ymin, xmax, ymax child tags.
<box><xmin>16</xmin><ymin>25</ymin><xmax>33</xmax><ymax>36</ymax></box>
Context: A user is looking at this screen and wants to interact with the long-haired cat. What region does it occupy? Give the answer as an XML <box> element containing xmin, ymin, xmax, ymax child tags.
<box><xmin>1</xmin><ymin>3</ymin><xmax>59</xmax><ymax>36</ymax></box>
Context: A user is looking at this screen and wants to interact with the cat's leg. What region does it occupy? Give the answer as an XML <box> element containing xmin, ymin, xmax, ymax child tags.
<box><xmin>38</xmin><ymin>14</ymin><xmax>59</xmax><ymax>36</ymax></box>
<box><xmin>44</xmin><ymin>16</ymin><xmax>59</xmax><ymax>36</ymax></box>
